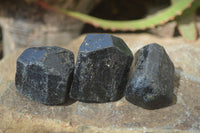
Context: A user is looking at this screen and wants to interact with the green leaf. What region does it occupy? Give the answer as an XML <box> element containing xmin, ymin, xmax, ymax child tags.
<box><xmin>172</xmin><ymin>0</ymin><xmax>198</xmax><ymax>41</ymax></box>
<box><xmin>38</xmin><ymin>0</ymin><xmax>194</xmax><ymax>31</ymax></box>
<box><xmin>177</xmin><ymin>12</ymin><xmax>197</xmax><ymax>41</ymax></box>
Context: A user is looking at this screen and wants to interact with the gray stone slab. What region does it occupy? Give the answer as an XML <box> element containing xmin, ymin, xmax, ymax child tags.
<box><xmin>0</xmin><ymin>34</ymin><xmax>200</xmax><ymax>132</ymax></box>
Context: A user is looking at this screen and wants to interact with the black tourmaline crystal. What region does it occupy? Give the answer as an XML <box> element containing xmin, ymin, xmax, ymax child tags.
<box><xmin>125</xmin><ymin>43</ymin><xmax>175</xmax><ymax>109</ymax></box>
<box><xmin>15</xmin><ymin>46</ymin><xmax>74</xmax><ymax>105</ymax></box>
<box><xmin>70</xmin><ymin>34</ymin><xmax>133</xmax><ymax>103</ymax></box>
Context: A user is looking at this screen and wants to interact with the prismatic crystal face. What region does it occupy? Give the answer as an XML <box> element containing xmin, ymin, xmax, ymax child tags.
<box><xmin>70</xmin><ymin>34</ymin><xmax>133</xmax><ymax>103</ymax></box>
<box><xmin>15</xmin><ymin>46</ymin><xmax>74</xmax><ymax>105</ymax></box>
<box><xmin>125</xmin><ymin>43</ymin><xmax>175</xmax><ymax>109</ymax></box>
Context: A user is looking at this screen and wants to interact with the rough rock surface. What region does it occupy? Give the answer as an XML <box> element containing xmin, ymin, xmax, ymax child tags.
<box><xmin>70</xmin><ymin>34</ymin><xmax>133</xmax><ymax>103</ymax></box>
<box><xmin>0</xmin><ymin>0</ymin><xmax>102</xmax><ymax>56</ymax></box>
<box><xmin>15</xmin><ymin>46</ymin><xmax>74</xmax><ymax>105</ymax></box>
<box><xmin>0</xmin><ymin>34</ymin><xmax>200</xmax><ymax>132</ymax></box>
<box><xmin>126</xmin><ymin>43</ymin><xmax>175</xmax><ymax>109</ymax></box>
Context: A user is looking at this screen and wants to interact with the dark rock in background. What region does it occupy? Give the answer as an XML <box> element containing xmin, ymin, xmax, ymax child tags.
<box><xmin>0</xmin><ymin>26</ymin><xmax>2</xmax><ymax>59</ymax></box>
<box><xmin>15</xmin><ymin>46</ymin><xmax>74</xmax><ymax>105</ymax></box>
<box><xmin>70</xmin><ymin>34</ymin><xmax>133</xmax><ymax>103</ymax></box>
<box><xmin>125</xmin><ymin>43</ymin><xmax>175</xmax><ymax>109</ymax></box>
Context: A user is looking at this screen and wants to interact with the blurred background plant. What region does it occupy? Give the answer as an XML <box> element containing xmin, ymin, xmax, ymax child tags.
<box><xmin>0</xmin><ymin>0</ymin><xmax>200</xmax><ymax>60</ymax></box>
<box><xmin>38</xmin><ymin>0</ymin><xmax>200</xmax><ymax>41</ymax></box>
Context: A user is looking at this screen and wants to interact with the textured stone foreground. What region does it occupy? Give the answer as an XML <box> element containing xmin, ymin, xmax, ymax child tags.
<box><xmin>0</xmin><ymin>34</ymin><xmax>200</xmax><ymax>133</ymax></box>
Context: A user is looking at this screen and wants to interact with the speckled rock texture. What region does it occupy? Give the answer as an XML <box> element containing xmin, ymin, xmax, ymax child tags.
<box><xmin>126</xmin><ymin>43</ymin><xmax>175</xmax><ymax>109</ymax></box>
<box><xmin>15</xmin><ymin>46</ymin><xmax>74</xmax><ymax>105</ymax></box>
<box><xmin>70</xmin><ymin>34</ymin><xmax>133</xmax><ymax>103</ymax></box>
<box><xmin>0</xmin><ymin>34</ymin><xmax>200</xmax><ymax>133</ymax></box>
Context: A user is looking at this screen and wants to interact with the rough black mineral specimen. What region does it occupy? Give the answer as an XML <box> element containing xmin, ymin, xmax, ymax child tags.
<box><xmin>15</xmin><ymin>46</ymin><xmax>74</xmax><ymax>105</ymax></box>
<box><xmin>70</xmin><ymin>34</ymin><xmax>133</xmax><ymax>103</ymax></box>
<box><xmin>125</xmin><ymin>43</ymin><xmax>175</xmax><ymax>109</ymax></box>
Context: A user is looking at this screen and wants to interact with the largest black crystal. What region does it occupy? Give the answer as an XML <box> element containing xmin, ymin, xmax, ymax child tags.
<box><xmin>125</xmin><ymin>43</ymin><xmax>175</xmax><ymax>109</ymax></box>
<box><xmin>15</xmin><ymin>46</ymin><xmax>74</xmax><ymax>105</ymax></box>
<box><xmin>70</xmin><ymin>34</ymin><xmax>133</xmax><ymax>103</ymax></box>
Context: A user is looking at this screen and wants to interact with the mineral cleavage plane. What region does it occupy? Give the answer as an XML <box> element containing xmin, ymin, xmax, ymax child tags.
<box><xmin>70</xmin><ymin>34</ymin><xmax>133</xmax><ymax>103</ymax></box>
<box><xmin>125</xmin><ymin>43</ymin><xmax>175</xmax><ymax>109</ymax></box>
<box><xmin>15</xmin><ymin>46</ymin><xmax>74</xmax><ymax>105</ymax></box>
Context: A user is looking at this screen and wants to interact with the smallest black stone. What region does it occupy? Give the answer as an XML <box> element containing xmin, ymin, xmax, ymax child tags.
<box><xmin>125</xmin><ymin>43</ymin><xmax>175</xmax><ymax>109</ymax></box>
<box><xmin>15</xmin><ymin>46</ymin><xmax>74</xmax><ymax>105</ymax></box>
